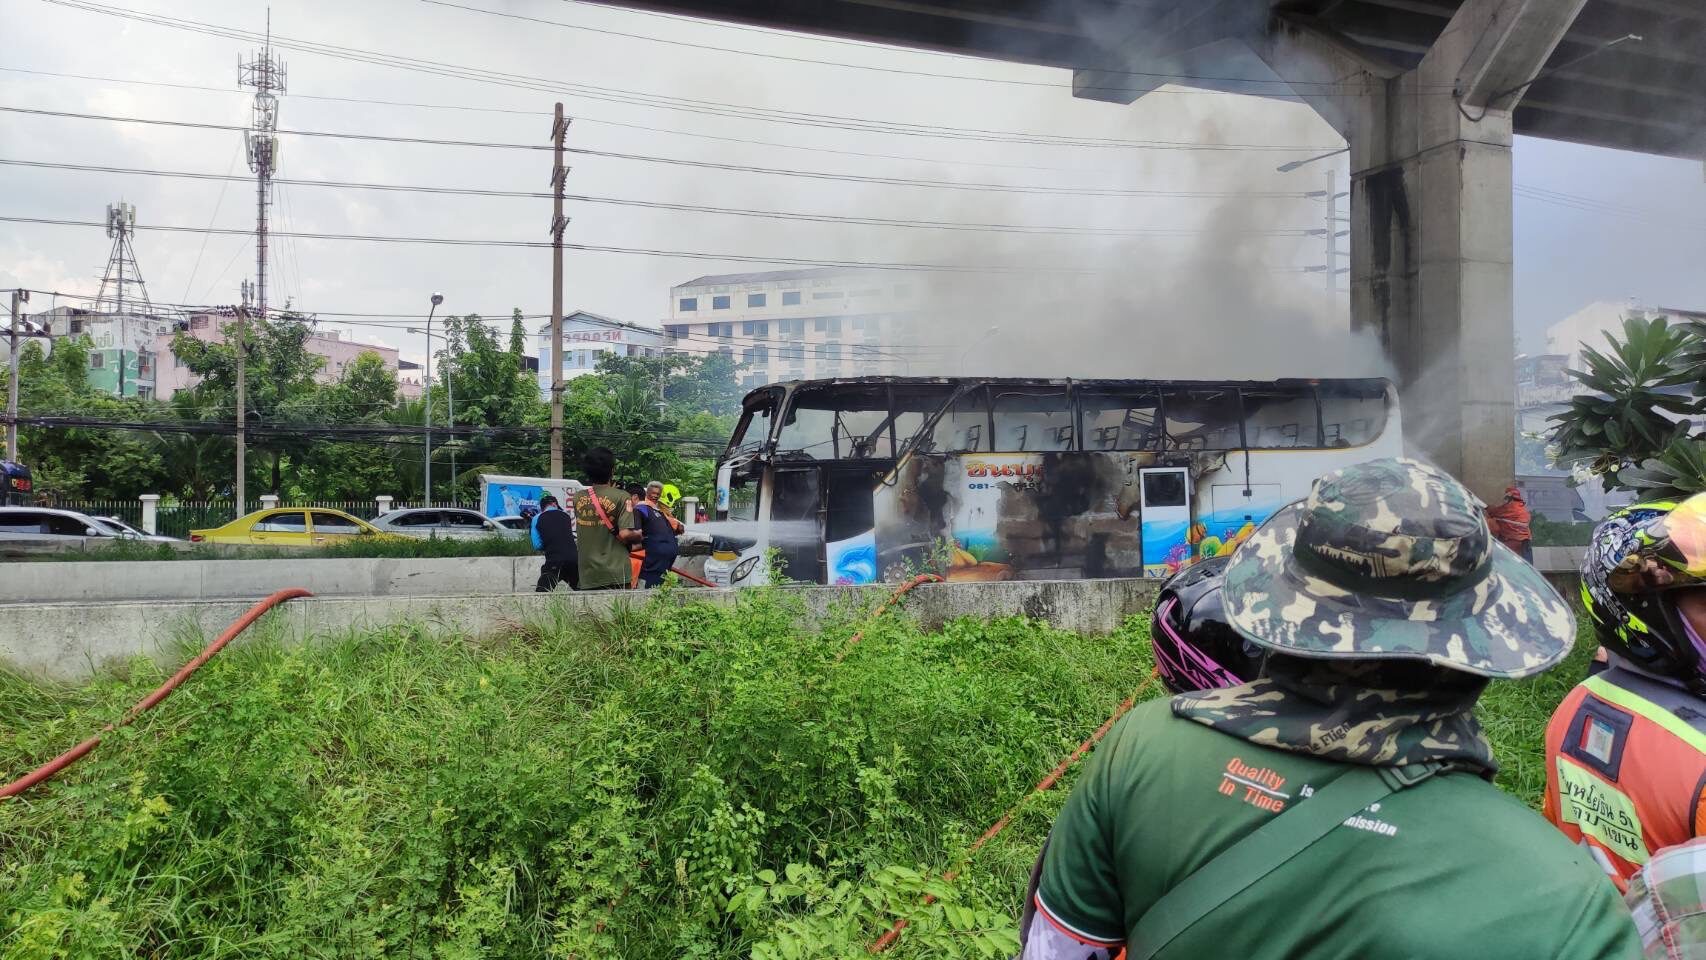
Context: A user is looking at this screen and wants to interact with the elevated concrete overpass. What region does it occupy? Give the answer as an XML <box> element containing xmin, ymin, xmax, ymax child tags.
<box><xmin>590</xmin><ymin>0</ymin><xmax>1704</xmax><ymax>499</ymax></box>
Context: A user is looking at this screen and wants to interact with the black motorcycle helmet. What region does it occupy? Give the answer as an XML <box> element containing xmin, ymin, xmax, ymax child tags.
<box><xmin>1582</xmin><ymin>494</ymin><xmax>1706</xmax><ymax>693</ymax></box>
<box><xmin>1152</xmin><ymin>556</ymin><xmax>1266</xmax><ymax>695</ymax></box>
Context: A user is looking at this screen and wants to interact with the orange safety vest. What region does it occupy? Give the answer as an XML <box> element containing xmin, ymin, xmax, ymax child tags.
<box><xmin>1543</xmin><ymin>667</ymin><xmax>1706</xmax><ymax>891</ymax></box>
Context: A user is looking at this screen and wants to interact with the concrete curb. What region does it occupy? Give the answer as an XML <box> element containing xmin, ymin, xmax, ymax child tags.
<box><xmin>0</xmin><ymin>578</ymin><xmax>1165</xmax><ymax>682</ymax></box>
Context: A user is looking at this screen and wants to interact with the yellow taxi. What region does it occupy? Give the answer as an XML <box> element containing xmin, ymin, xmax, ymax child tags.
<box><xmin>188</xmin><ymin>507</ymin><xmax>392</xmax><ymax>546</ymax></box>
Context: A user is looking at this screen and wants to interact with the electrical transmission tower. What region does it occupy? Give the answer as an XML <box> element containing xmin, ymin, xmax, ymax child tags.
<box><xmin>93</xmin><ymin>201</ymin><xmax>150</xmax><ymax>317</ymax></box>
<box><xmin>239</xmin><ymin>16</ymin><xmax>286</xmax><ymax>321</ymax></box>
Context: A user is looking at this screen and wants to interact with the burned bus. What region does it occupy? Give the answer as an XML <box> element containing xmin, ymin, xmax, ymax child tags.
<box><xmin>704</xmin><ymin>377</ymin><xmax>1400</xmax><ymax>586</ymax></box>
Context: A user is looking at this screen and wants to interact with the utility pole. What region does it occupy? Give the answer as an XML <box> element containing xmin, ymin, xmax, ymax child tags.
<box><xmin>240</xmin><ymin>15</ymin><xmax>286</xmax><ymax>325</ymax></box>
<box><xmin>7</xmin><ymin>288</ymin><xmax>30</xmax><ymax>461</ymax></box>
<box><xmin>234</xmin><ymin>286</ymin><xmax>250</xmax><ymax>520</ymax></box>
<box><xmin>424</xmin><ymin>293</ymin><xmax>442</xmax><ymax>503</ymax></box>
<box><xmin>447</xmin><ymin>333</ymin><xmax>457</xmax><ymax>499</ymax></box>
<box><xmin>1324</xmin><ymin>168</ymin><xmax>1336</xmax><ymax>322</ymax></box>
<box><xmin>549</xmin><ymin>102</ymin><xmax>569</xmax><ymax>478</ymax></box>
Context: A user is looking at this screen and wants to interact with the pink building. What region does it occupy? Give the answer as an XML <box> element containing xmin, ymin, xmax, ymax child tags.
<box><xmin>153</xmin><ymin>310</ymin><xmax>420</xmax><ymax>400</ymax></box>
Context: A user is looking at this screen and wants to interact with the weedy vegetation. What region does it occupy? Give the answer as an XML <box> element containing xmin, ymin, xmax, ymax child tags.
<box><xmin>0</xmin><ymin>587</ymin><xmax>1597</xmax><ymax>958</ymax></box>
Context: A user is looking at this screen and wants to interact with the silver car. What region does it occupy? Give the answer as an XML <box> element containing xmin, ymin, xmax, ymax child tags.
<box><xmin>369</xmin><ymin>507</ymin><xmax>519</xmax><ymax>540</ymax></box>
<box><xmin>93</xmin><ymin>515</ymin><xmax>180</xmax><ymax>543</ymax></box>
<box><xmin>0</xmin><ymin>506</ymin><xmax>169</xmax><ymax>547</ymax></box>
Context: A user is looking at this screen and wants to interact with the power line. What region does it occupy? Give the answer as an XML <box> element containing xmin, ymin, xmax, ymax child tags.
<box><xmin>1</xmin><ymin>215</ymin><xmax>1138</xmax><ymax>274</ymax></box>
<box><xmin>0</xmin><ymin>108</ymin><xmax>1323</xmax><ymax>199</ymax></box>
<box><xmin>0</xmin><ymin>66</ymin><xmax>1135</xmax><ymax>174</ymax></box>
<box><xmin>0</xmin><ymin>158</ymin><xmax>1330</xmax><ymax>236</ymax></box>
<box><xmin>35</xmin><ymin>0</ymin><xmax>1343</xmax><ymax>152</ymax></box>
<box><xmin>1514</xmin><ymin>185</ymin><xmax>1706</xmax><ymax>232</ymax></box>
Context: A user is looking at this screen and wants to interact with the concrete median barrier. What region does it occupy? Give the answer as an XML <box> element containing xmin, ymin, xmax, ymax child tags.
<box><xmin>0</xmin><ymin>555</ymin><xmax>527</xmax><ymax>604</ymax></box>
<box><xmin>0</xmin><ymin>578</ymin><xmax>1167</xmax><ymax>682</ymax></box>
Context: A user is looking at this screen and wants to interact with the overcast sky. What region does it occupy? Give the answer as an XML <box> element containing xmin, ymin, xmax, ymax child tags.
<box><xmin>2</xmin><ymin>0</ymin><xmax>1702</xmax><ymax>371</ymax></box>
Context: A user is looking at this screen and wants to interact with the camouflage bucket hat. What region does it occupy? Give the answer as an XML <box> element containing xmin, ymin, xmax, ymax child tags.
<box><xmin>1221</xmin><ymin>457</ymin><xmax>1576</xmax><ymax>679</ymax></box>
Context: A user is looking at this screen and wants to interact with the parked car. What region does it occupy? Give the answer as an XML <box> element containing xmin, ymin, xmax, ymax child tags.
<box><xmin>369</xmin><ymin>507</ymin><xmax>520</xmax><ymax>540</ymax></box>
<box><xmin>491</xmin><ymin>515</ymin><xmax>530</xmax><ymax>532</ymax></box>
<box><xmin>189</xmin><ymin>507</ymin><xmax>392</xmax><ymax>546</ymax></box>
<box><xmin>0</xmin><ymin>506</ymin><xmax>159</xmax><ymax>547</ymax></box>
<box><xmin>93</xmin><ymin>516</ymin><xmax>179</xmax><ymax>543</ymax></box>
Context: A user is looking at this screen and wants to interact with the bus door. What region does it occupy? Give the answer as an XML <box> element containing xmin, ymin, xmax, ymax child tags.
<box><xmin>824</xmin><ymin>463</ymin><xmax>889</xmax><ymax>585</ymax></box>
<box><xmin>769</xmin><ymin>466</ymin><xmax>823</xmax><ymax>583</ymax></box>
<box><xmin>1138</xmin><ymin>466</ymin><xmax>1192</xmax><ymax>577</ymax></box>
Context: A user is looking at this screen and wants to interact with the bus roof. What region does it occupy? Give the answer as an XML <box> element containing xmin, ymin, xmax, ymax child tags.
<box><xmin>739</xmin><ymin>375</ymin><xmax>1393</xmax><ymax>408</ymax></box>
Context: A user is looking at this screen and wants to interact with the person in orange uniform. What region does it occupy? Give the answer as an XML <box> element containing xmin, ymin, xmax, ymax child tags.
<box><xmin>1487</xmin><ymin>484</ymin><xmax>1534</xmax><ymax>562</ymax></box>
<box><xmin>1544</xmin><ymin>493</ymin><xmax>1706</xmax><ymax>890</ymax></box>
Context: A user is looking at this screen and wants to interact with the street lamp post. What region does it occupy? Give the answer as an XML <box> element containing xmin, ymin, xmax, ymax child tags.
<box><xmin>424</xmin><ymin>293</ymin><xmax>442</xmax><ymax>503</ymax></box>
<box><xmin>410</xmin><ymin>325</ymin><xmax>456</xmax><ymax>502</ymax></box>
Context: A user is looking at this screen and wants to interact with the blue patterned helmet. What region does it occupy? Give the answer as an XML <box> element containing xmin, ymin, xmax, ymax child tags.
<box><xmin>1583</xmin><ymin>494</ymin><xmax>1706</xmax><ymax>690</ymax></box>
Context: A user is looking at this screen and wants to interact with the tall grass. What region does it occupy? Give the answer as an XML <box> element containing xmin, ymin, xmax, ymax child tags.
<box><xmin>0</xmin><ymin>589</ymin><xmax>1154</xmax><ymax>959</ymax></box>
<box><xmin>0</xmin><ymin>589</ymin><xmax>1594</xmax><ymax>959</ymax></box>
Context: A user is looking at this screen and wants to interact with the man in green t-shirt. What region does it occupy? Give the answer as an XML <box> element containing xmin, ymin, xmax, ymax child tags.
<box><xmin>1019</xmin><ymin>458</ymin><xmax>1641</xmax><ymax>960</ymax></box>
<box><xmin>573</xmin><ymin>447</ymin><xmax>640</xmax><ymax>591</ymax></box>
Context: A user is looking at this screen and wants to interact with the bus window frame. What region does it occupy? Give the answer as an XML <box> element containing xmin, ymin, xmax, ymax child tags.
<box><xmin>1236</xmin><ymin>384</ymin><xmax>1324</xmax><ymax>450</ymax></box>
<box><xmin>726</xmin><ymin>387</ymin><xmax>784</xmax><ymax>458</ymax></box>
<box><xmin>1316</xmin><ymin>379</ymin><xmax>1392</xmax><ymax>449</ymax></box>
<box><xmin>1076</xmin><ymin>385</ymin><xmax>1166</xmax><ymax>452</ymax></box>
<box><xmin>989</xmin><ymin>383</ymin><xmax>1076</xmax><ymax>453</ymax></box>
<box><xmin>1157</xmin><ymin>384</ymin><xmax>1245</xmax><ymax>452</ymax></box>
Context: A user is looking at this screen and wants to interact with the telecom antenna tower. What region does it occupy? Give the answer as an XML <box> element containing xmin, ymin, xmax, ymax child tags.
<box><xmin>93</xmin><ymin>201</ymin><xmax>150</xmax><ymax>316</ymax></box>
<box><xmin>238</xmin><ymin>15</ymin><xmax>286</xmax><ymax>320</ymax></box>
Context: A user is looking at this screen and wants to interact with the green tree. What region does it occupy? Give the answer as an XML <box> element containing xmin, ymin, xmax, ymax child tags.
<box><xmin>508</xmin><ymin>308</ymin><xmax>527</xmax><ymax>363</ymax></box>
<box><xmin>430</xmin><ymin>313</ymin><xmax>548</xmax><ymax>499</ymax></box>
<box><xmin>153</xmin><ymin>390</ymin><xmax>234</xmax><ymax>501</ymax></box>
<box><xmin>1548</xmin><ymin>312</ymin><xmax>1706</xmax><ymax>499</ymax></box>
<box><xmin>292</xmin><ymin>351</ymin><xmax>406</xmax><ymax>501</ymax></box>
<box><xmin>171</xmin><ymin>313</ymin><xmax>325</xmax><ymax>495</ymax></box>
<box><xmin>2</xmin><ymin>337</ymin><xmax>167</xmax><ymax>500</ymax></box>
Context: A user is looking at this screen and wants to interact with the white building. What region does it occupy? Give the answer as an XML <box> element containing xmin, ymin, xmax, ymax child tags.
<box><xmin>661</xmin><ymin>268</ymin><xmax>917</xmax><ymax>387</ymax></box>
<box><xmin>535</xmin><ymin>311</ymin><xmax>668</xmax><ymax>396</ymax></box>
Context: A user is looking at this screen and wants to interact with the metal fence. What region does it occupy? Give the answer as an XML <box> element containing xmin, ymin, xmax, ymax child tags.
<box><xmin>49</xmin><ymin>498</ymin><xmax>478</xmax><ymax>539</ymax></box>
<box><xmin>46</xmin><ymin>499</ymin><xmax>144</xmax><ymax>528</ymax></box>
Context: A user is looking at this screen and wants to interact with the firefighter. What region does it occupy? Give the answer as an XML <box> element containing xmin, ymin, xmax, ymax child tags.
<box><xmin>1487</xmin><ymin>484</ymin><xmax>1535</xmax><ymax>562</ymax></box>
<box><xmin>1018</xmin><ymin>458</ymin><xmax>1637</xmax><ymax>959</ymax></box>
<box><xmin>573</xmin><ymin>448</ymin><xmax>640</xmax><ymax>591</ymax></box>
<box><xmin>529</xmin><ymin>494</ymin><xmax>577</xmax><ymax>592</ymax></box>
<box><xmin>1543</xmin><ymin>493</ymin><xmax>1706</xmax><ymax>891</ymax></box>
<box><xmin>633</xmin><ymin>480</ymin><xmax>682</xmax><ymax>588</ymax></box>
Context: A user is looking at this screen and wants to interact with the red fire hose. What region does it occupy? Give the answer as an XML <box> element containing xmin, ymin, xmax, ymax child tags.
<box><xmin>867</xmin><ymin>668</ymin><xmax>1162</xmax><ymax>952</ymax></box>
<box><xmin>0</xmin><ymin>587</ymin><xmax>313</xmax><ymax>800</ymax></box>
<box><xmin>833</xmin><ymin>574</ymin><xmax>943</xmax><ymax>664</ymax></box>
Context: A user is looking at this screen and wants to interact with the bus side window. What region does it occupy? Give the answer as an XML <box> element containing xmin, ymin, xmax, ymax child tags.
<box><xmin>1241</xmin><ymin>386</ymin><xmax>1321</xmax><ymax>449</ymax></box>
<box><xmin>1162</xmin><ymin>387</ymin><xmax>1242</xmax><ymax>451</ymax></box>
<box><xmin>992</xmin><ymin>388</ymin><xmax>1072</xmax><ymax>452</ymax></box>
<box><xmin>1318</xmin><ymin>381</ymin><xmax>1390</xmax><ymax>447</ymax></box>
<box><xmin>1080</xmin><ymin>389</ymin><xmax>1162</xmax><ymax>450</ymax></box>
<box><xmin>891</xmin><ymin>386</ymin><xmax>955</xmax><ymax>454</ymax></box>
<box><xmin>928</xmin><ymin>387</ymin><xmax>990</xmax><ymax>453</ymax></box>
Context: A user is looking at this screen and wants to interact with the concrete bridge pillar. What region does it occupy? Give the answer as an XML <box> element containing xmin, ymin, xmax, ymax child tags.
<box><xmin>1253</xmin><ymin>0</ymin><xmax>1586</xmax><ymax>500</ymax></box>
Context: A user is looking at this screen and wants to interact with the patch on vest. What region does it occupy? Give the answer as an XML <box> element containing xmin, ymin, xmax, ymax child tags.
<box><xmin>1555</xmin><ymin>757</ymin><xmax>1648</xmax><ymax>866</ymax></box>
<box><xmin>1219</xmin><ymin>757</ymin><xmax>1291</xmax><ymax>813</ymax></box>
<box><xmin>1583</xmin><ymin>716</ymin><xmax>1617</xmax><ymax>765</ymax></box>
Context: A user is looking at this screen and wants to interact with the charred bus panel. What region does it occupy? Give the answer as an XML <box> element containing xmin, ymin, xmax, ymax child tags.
<box><xmin>707</xmin><ymin>377</ymin><xmax>1399</xmax><ymax>586</ymax></box>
